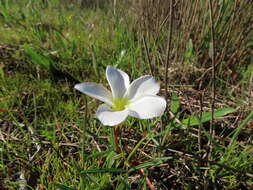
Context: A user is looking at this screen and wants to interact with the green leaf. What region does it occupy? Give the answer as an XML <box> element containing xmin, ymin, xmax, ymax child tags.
<box><xmin>209</xmin><ymin>42</ymin><xmax>214</xmax><ymax>59</ymax></box>
<box><xmin>182</xmin><ymin>107</ymin><xmax>236</xmax><ymax>126</ymax></box>
<box><xmin>184</xmin><ymin>39</ymin><xmax>194</xmax><ymax>59</ymax></box>
<box><xmin>53</xmin><ymin>183</ymin><xmax>76</xmax><ymax>190</ymax></box>
<box><xmin>23</xmin><ymin>44</ymin><xmax>80</xmax><ymax>83</ymax></box>
<box><xmin>80</xmin><ymin>168</ymin><xmax>126</xmax><ymax>175</ymax></box>
<box><xmin>23</xmin><ymin>45</ymin><xmax>52</xmax><ymax>70</ymax></box>
<box><xmin>129</xmin><ymin>157</ymin><xmax>173</xmax><ymax>172</ymax></box>
<box><xmin>228</xmin><ymin>111</ymin><xmax>253</xmax><ymax>149</ymax></box>
<box><xmin>170</xmin><ymin>92</ymin><xmax>180</xmax><ymax>114</ymax></box>
<box><xmin>0</xmin><ymin>67</ymin><xmax>4</xmax><ymax>78</ymax></box>
<box><xmin>86</xmin><ymin>149</ymin><xmax>113</xmax><ymax>159</ymax></box>
<box><xmin>247</xmin><ymin>41</ymin><xmax>253</xmax><ymax>48</ymax></box>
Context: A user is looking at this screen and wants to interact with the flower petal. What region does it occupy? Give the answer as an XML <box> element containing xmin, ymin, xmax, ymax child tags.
<box><xmin>127</xmin><ymin>95</ymin><xmax>166</xmax><ymax>119</ymax></box>
<box><xmin>126</xmin><ymin>75</ymin><xmax>160</xmax><ymax>100</ymax></box>
<box><xmin>106</xmin><ymin>66</ymin><xmax>130</xmax><ymax>98</ymax></box>
<box><xmin>96</xmin><ymin>104</ymin><xmax>129</xmax><ymax>126</ymax></box>
<box><xmin>74</xmin><ymin>82</ymin><xmax>113</xmax><ymax>106</ymax></box>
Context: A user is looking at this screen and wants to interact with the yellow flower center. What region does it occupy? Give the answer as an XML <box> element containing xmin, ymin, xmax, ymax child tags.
<box><xmin>111</xmin><ymin>98</ymin><xmax>130</xmax><ymax>111</ymax></box>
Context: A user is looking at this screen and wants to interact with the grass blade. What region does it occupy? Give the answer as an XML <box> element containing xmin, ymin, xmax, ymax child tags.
<box><xmin>86</xmin><ymin>149</ymin><xmax>113</xmax><ymax>160</ymax></box>
<box><xmin>182</xmin><ymin>107</ymin><xmax>236</xmax><ymax>126</ymax></box>
<box><xmin>24</xmin><ymin>45</ymin><xmax>52</xmax><ymax>70</ymax></box>
<box><xmin>170</xmin><ymin>92</ymin><xmax>180</xmax><ymax>114</ymax></box>
<box><xmin>228</xmin><ymin>111</ymin><xmax>253</xmax><ymax>149</ymax></box>
<box><xmin>129</xmin><ymin>157</ymin><xmax>173</xmax><ymax>172</ymax></box>
<box><xmin>53</xmin><ymin>183</ymin><xmax>76</xmax><ymax>190</ymax></box>
<box><xmin>80</xmin><ymin>168</ymin><xmax>126</xmax><ymax>175</ymax></box>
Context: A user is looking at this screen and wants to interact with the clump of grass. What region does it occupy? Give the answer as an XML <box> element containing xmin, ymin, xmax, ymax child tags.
<box><xmin>134</xmin><ymin>0</ymin><xmax>253</xmax><ymax>94</ymax></box>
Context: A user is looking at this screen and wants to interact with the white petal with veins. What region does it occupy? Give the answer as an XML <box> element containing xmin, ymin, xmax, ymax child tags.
<box><xmin>106</xmin><ymin>66</ymin><xmax>130</xmax><ymax>99</ymax></box>
<box><xmin>126</xmin><ymin>75</ymin><xmax>160</xmax><ymax>100</ymax></box>
<box><xmin>74</xmin><ymin>82</ymin><xmax>113</xmax><ymax>106</ymax></box>
<box><xmin>127</xmin><ymin>95</ymin><xmax>166</xmax><ymax>119</ymax></box>
<box><xmin>96</xmin><ymin>104</ymin><xmax>129</xmax><ymax>126</ymax></box>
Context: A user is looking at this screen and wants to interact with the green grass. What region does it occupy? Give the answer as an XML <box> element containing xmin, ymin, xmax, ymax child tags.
<box><xmin>1</xmin><ymin>0</ymin><xmax>253</xmax><ymax>189</ymax></box>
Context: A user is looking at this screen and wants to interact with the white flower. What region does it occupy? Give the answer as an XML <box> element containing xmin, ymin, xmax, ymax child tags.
<box><xmin>74</xmin><ymin>66</ymin><xmax>166</xmax><ymax>126</ymax></box>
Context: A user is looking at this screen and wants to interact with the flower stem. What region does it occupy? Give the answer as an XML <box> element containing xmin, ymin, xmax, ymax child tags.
<box><xmin>113</xmin><ymin>124</ymin><xmax>122</xmax><ymax>153</ymax></box>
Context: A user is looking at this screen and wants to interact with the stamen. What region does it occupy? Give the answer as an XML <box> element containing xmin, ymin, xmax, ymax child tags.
<box><xmin>112</xmin><ymin>98</ymin><xmax>130</xmax><ymax>111</ymax></box>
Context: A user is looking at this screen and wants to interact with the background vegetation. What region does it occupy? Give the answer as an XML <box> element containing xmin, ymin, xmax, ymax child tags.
<box><xmin>0</xmin><ymin>0</ymin><xmax>253</xmax><ymax>189</ymax></box>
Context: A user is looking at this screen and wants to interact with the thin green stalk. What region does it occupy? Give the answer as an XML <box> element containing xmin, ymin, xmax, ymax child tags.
<box><xmin>205</xmin><ymin>0</ymin><xmax>216</xmax><ymax>187</ymax></box>
<box><xmin>126</xmin><ymin>136</ymin><xmax>147</xmax><ymax>164</ymax></box>
<box><xmin>208</xmin><ymin>0</ymin><xmax>216</xmax><ymax>154</ymax></box>
<box><xmin>228</xmin><ymin>111</ymin><xmax>253</xmax><ymax>150</ymax></box>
